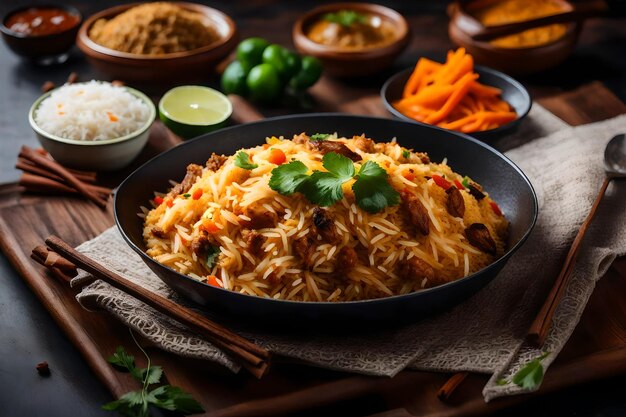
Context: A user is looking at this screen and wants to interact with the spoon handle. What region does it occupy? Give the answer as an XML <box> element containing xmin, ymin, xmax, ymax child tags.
<box><xmin>471</xmin><ymin>0</ymin><xmax>608</xmax><ymax>41</ymax></box>
<box><xmin>527</xmin><ymin>176</ymin><xmax>611</xmax><ymax>347</ymax></box>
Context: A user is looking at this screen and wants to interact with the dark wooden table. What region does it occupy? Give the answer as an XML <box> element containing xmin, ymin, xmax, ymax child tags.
<box><xmin>1</xmin><ymin>1</ymin><xmax>625</xmax><ymax>417</ymax></box>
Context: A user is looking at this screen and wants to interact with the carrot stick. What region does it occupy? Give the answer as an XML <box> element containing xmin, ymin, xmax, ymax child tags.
<box><xmin>424</xmin><ymin>72</ymin><xmax>477</xmax><ymax>125</ymax></box>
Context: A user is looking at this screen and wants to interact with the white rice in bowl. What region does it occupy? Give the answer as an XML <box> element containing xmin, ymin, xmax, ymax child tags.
<box><xmin>34</xmin><ymin>81</ymin><xmax>151</xmax><ymax>141</ymax></box>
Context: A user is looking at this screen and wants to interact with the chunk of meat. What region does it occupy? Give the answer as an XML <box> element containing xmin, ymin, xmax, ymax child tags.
<box><xmin>335</xmin><ymin>246</ymin><xmax>357</xmax><ymax>276</ymax></box>
<box><xmin>397</xmin><ymin>257</ymin><xmax>441</xmax><ymax>287</ymax></box>
<box><xmin>401</xmin><ymin>190</ymin><xmax>430</xmax><ymax>235</ymax></box>
<box><xmin>293</xmin><ymin>236</ymin><xmax>315</xmax><ymax>269</ymax></box>
<box><xmin>191</xmin><ymin>234</ymin><xmax>211</xmax><ymax>256</ymax></box>
<box><xmin>206</xmin><ymin>153</ymin><xmax>227</xmax><ymax>171</ymax></box>
<box><xmin>151</xmin><ymin>227</ymin><xmax>166</xmax><ymax>238</ymax></box>
<box><xmin>244</xmin><ymin>205</ymin><xmax>278</xmax><ymax>229</ymax></box>
<box><xmin>311</xmin><ymin>140</ymin><xmax>360</xmax><ymax>162</ymax></box>
<box><xmin>168</xmin><ymin>164</ymin><xmax>203</xmax><ymax>197</ymax></box>
<box><xmin>241</xmin><ymin>229</ymin><xmax>264</xmax><ymax>255</ymax></box>
<box><xmin>467</xmin><ymin>181</ymin><xmax>485</xmax><ymax>200</ymax></box>
<box><xmin>312</xmin><ymin>207</ymin><xmax>341</xmax><ymax>244</ymax></box>
<box><xmin>353</xmin><ymin>136</ymin><xmax>375</xmax><ymax>153</ymax></box>
<box><xmin>292</xmin><ymin>133</ymin><xmax>309</xmax><ymax>144</ymax></box>
<box><xmin>465</xmin><ymin>223</ymin><xmax>497</xmax><ymax>255</ymax></box>
<box><xmin>446</xmin><ymin>186</ymin><xmax>465</xmax><ymax>218</ymax></box>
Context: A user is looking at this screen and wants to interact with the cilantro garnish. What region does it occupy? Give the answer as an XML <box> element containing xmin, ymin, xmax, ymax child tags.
<box><xmin>324</xmin><ymin>10</ymin><xmax>367</xmax><ymax>27</ymax></box>
<box><xmin>269</xmin><ymin>152</ymin><xmax>400</xmax><ymax>213</ymax></box>
<box><xmin>268</xmin><ymin>160</ymin><xmax>309</xmax><ymax>195</ymax></box>
<box><xmin>234</xmin><ymin>151</ymin><xmax>258</xmax><ymax>170</ymax></box>
<box><xmin>206</xmin><ymin>245</ymin><xmax>220</xmax><ymax>269</ymax></box>
<box><xmin>310</xmin><ymin>133</ymin><xmax>330</xmax><ymax>141</ymax></box>
<box><xmin>462</xmin><ymin>176</ymin><xmax>470</xmax><ymax>188</ymax></box>
<box><xmin>353</xmin><ymin>161</ymin><xmax>400</xmax><ymax>213</ymax></box>
<box><xmin>103</xmin><ymin>332</ymin><xmax>204</xmax><ymax>417</ymax></box>
<box><xmin>182</xmin><ymin>193</ymin><xmax>191</xmax><ymax>198</ymax></box>
<box><xmin>402</xmin><ymin>149</ymin><xmax>410</xmax><ymax>159</ymax></box>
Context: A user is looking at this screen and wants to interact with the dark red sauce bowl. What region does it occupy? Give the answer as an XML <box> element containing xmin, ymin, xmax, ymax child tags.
<box><xmin>1</xmin><ymin>4</ymin><xmax>82</xmax><ymax>64</ymax></box>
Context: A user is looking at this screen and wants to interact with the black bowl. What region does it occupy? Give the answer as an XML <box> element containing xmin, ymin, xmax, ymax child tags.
<box><xmin>381</xmin><ymin>65</ymin><xmax>531</xmax><ymax>142</ymax></box>
<box><xmin>1</xmin><ymin>4</ymin><xmax>82</xmax><ymax>64</ymax></box>
<box><xmin>115</xmin><ymin>114</ymin><xmax>537</xmax><ymax>327</ymax></box>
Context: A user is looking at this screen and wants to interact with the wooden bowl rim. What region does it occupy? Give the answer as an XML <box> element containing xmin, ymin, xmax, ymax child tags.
<box><xmin>77</xmin><ymin>2</ymin><xmax>236</xmax><ymax>61</ymax></box>
<box><xmin>293</xmin><ymin>2</ymin><xmax>409</xmax><ymax>58</ymax></box>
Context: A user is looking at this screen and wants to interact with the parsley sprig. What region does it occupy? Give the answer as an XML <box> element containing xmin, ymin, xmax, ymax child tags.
<box><xmin>324</xmin><ymin>10</ymin><xmax>367</xmax><ymax>27</ymax></box>
<box><xmin>234</xmin><ymin>151</ymin><xmax>258</xmax><ymax>170</ymax></box>
<box><xmin>103</xmin><ymin>331</ymin><xmax>204</xmax><ymax>417</ymax></box>
<box><xmin>269</xmin><ymin>152</ymin><xmax>399</xmax><ymax>213</ymax></box>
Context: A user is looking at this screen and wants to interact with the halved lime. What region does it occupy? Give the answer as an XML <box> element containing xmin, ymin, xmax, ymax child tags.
<box><xmin>159</xmin><ymin>86</ymin><xmax>232</xmax><ymax>140</ymax></box>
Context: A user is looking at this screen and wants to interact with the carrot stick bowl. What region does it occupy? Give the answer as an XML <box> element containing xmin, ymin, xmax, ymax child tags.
<box><xmin>381</xmin><ymin>50</ymin><xmax>531</xmax><ymax>142</ymax></box>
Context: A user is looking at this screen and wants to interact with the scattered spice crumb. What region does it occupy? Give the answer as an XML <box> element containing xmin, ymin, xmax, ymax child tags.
<box><xmin>36</xmin><ymin>361</ymin><xmax>51</xmax><ymax>376</ymax></box>
<box><xmin>41</xmin><ymin>81</ymin><xmax>55</xmax><ymax>93</ymax></box>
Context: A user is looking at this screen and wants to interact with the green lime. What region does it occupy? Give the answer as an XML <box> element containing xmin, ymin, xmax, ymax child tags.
<box><xmin>159</xmin><ymin>86</ymin><xmax>232</xmax><ymax>140</ymax></box>
<box><xmin>289</xmin><ymin>56</ymin><xmax>323</xmax><ymax>91</ymax></box>
<box><xmin>261</xmin><ymin>44</ymin><xmax>288</xmax><ymax>78</ymax></box>
<box><xmin>236</xmin><ymin>37</ymin><xmax>270</xmax><ymax>71</ymax></box>
<box><xmin>246</xmin><ymin>63</ymin><xmax>282</xmax><ymax>103</ymax></box>
<box><xmin>283</xmin><ymin>51</ymin><xmax>302</xmax><ymax>79</ymax></box>
<box><xmin>221</xmin><ymin>60</ymin><xmax>248</xmax><ymax>96</ymax></box>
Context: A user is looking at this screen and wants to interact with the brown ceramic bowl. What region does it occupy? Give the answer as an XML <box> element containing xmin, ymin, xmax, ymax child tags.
<box><xmin>292</xmin><ymin>3</ymin><xmax>410</xmax><ymax>78</ymax></box>
<box><xmin>76</xmin><ymin>2</ymin><xmax>238</xmax><ymax>83</ymax></box>
<box><xmin>448</xmin><ymin>1</ymin><xmax>580</xmax><ymax>75</ymax></box>
<box><xmin>1</xmin><ymin>4</ymin><xmax>82</xmax><ymax>65</ymax></box>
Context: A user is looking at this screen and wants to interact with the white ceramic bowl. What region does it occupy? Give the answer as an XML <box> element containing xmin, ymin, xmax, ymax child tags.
<box><xmin>28</xmin><ymin>86</ymin><xmax>156</xmax><ymax>171</ymax></box>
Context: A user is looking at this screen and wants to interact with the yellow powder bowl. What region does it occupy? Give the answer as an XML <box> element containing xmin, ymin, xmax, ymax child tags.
<box><xmin>447</xmin><ymin>0</ymin><xmax>581</xmax><ymax>75</ymax></box>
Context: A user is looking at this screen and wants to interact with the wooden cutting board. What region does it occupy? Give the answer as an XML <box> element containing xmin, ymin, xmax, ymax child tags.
<box><xmin>1</xmin><ymin>81</ymin><xmax>625</xmax><ymax>417</ymax></box>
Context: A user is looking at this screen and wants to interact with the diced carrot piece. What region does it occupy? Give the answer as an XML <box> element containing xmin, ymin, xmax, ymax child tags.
<box><xmin>206</xmin><ymin>275</ymin><xmax>221</xmax><ymax>287</ymax></box>
<box><xmin>192</xmin><ymin>189</ymin><xmax>203</xmax><ymax>200</ymax></box>
<box><xmin>154</xmin><ymin>196</ymin><xmax>164</xmax><ymax>205</ymax></box>
<box><xmin>490</xmin><ymin>201</ymin><xmax>503</xmax><ymax>216</ymax></box>
<box><xmin>268</xmin><ymin>148</ymin><xmax>286</xmax><ymax>165</ymax></box>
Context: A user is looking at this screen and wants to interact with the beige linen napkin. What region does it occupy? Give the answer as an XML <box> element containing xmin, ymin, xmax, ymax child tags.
<box><xmin>72</xmin><ymin>106</ymin><xmax>626</xmax><ymax>400</ymax></box>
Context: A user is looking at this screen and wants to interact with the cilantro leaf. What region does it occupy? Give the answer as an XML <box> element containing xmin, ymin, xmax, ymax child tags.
<box><xmin>269</xmin><ymin>160</ymin><xmax>309</xmax><ymax>195</ymax></box>
<box><xmin>182</xmin><ymin>193</ymin><xmax>191</xmax><ymax>198</ymax></box>
<box><xmin>352</xmin><ymin>161</ymin><xmax>400</xmax><ymax>213</ymax></box>
<box><xmin>104</xmin><ymin>336</ymin><xmax>205</xmax><ymax>417</ymax></box>
<box><xmin>511</xmin><ymin>352</ymin><xmax>550</xmax><ymax>390</ymax></box>
<box><xmin>148</xmin><ymin>386</ymin><xmax>205</xmax><ymax>414</ymax></box>
<box><xmin>321</xmin><ymin>152</ymin><xmax>355</xmax><ymax>181</ymax></box>
<box><xmin>234</xmin><ymin>151</ymin><xmax>258</xmax><ymax>170</ymax></box>
<box><xmin>300</xmin><ymin>171</ymin><xmax>345</xmax><ymax>207</ymax></box>
<box><xmin>139</xmin><ymin>365</ymin><xmax>162</xmax><ymax>385</ymax></box>
<box><xmin>206</xmin><ymin>245</ymin><xmax>220</xmax><ymax>269</ymax></box>
<box><xmin>310</xmin><ymin>133</ymin><xmax>330</xmax><ymax>141</ymax></box>
<box><xmin>107</xmin><ymin>346</ymin><xmax>143</xmax><ymax>381</ymax></box>
<box><xmin>324</xmin><ymin>10</ymin><xmax>367</xmax><ymax>27</ymax></box>
<box><xmin>102</xmin><ymin>391</ymin><xmax>147</xmax><ymax>417</ymax></box>
<box><xmin>402</xmin><ymin>149</ymin><xmax>410</xmax><ymax>159</ymax></box>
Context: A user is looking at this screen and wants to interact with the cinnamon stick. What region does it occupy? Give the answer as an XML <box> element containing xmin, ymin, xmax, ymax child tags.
<box><xmin>18</xmin><ymin>165</ymin><xmax>111</xmax><ymax>195</ymax></box>
<box><xmin>32</xmin><ymin>245</ymin><xmax>77</xmax><ymax>274</ymax></box>
<box><xmin>19</xmin><ymin>173</ymin><xmax>111</xmax><ymax>199</ymax></box>
<box><xmin>17</xmin><ymin>158</ymin><xmax>97</xmax><ymax>183</ymax></box>
<box><xmin>30</xmin><ymin>251</ymin><xmax>74</xmax><ymax>284</ymax></box>
<box><xmin>437</xmin><ymin>372</ymin><xmax>468</xmax><ymax>402</ymax></box>
<box><xmin>44</xmin><ymin>235</ymin><xmax>271</xmax><ymax>378</ymax></box>
<box><xmin>527</xmin><ymin>177</ymin><xmax>612</xmax><ymax>347</ymax></box>
<box><xmin>19</xmin><ymin>146</ymin><xmax>108</xmax><ymax>208</ymax></box>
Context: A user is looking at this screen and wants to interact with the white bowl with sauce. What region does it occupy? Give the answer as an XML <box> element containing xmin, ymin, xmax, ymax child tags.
<box><xmin>292</xmin><ymin>2</ymin><xmax>410</xmax><ymax>77</ymax></box>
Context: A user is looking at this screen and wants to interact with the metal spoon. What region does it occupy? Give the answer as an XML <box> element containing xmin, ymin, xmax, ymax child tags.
<box><xmin>528</xmin><ymin>133</ymin><xmax>626</xmax><ymax>347</ymax></box>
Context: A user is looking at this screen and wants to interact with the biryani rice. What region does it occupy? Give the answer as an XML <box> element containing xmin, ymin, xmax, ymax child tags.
<box><xmin>143</xmin><ymin>134</ymin><xmax>508</xmax><ymax>302</ymax></box>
